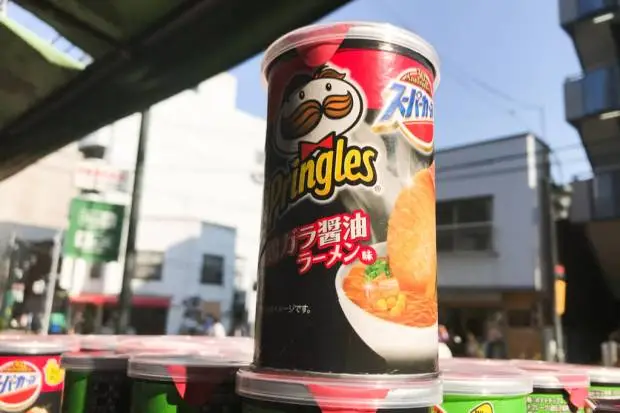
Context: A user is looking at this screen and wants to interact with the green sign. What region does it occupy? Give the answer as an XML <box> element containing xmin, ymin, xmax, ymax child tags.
<box><xmin>64</xmin><ymin>198</ymin><xmax>125</xmax><ymax>262</ymax></box>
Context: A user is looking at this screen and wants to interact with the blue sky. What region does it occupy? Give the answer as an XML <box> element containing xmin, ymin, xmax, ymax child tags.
<box><xmin>10</xmin><ymin>0</ymin><xmax>586</xmax><ymax>182</ymax></box>
<box><xmin>230</xmin><ymin>0</ymin><xmax>586</xmax><ymax>182</ymax></box>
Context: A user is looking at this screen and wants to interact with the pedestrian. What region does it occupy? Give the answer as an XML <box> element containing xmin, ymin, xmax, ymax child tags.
<box><xmin>465</xmin><ymin>332</ymin><xmax>483</xmax><ymax>358</ymax></box>
<box><xmin>483</xmin><ymin>327</ymin><xmax>508</xmax><ymax>359</ymax></box>
<box><xmin>438</xmin><ymin>324</ymin><xmax>453</xmax><ymax>359</ymax></box>
<box><xmin>211</xmin><ymin>317</ymin><xmax>226</xmax><ymax>338</ymax></box>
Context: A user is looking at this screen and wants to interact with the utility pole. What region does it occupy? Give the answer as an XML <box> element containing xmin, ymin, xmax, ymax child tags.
<box><xmin>0</xmin><ymin>0</ymin><xmax>7</xmax><ymax>18</ymax></box>
<box><xmin>545</xmin><ymin>169</ymin><xmax>566</xmax><ymax>363</ymax></box>
<box><xmin>116</xmin><ymin>109</ymin><xmax>151</xmax><ymax>334</ymax></box>
<box><xmin>40</xmin><ymin>231</ymin><xmax>63</xmax><ymax>336</ymax></box>
<box><xmin>0</xmin><ymin>232</ymin><xmax>16</xmax><ymax>326</ymax></box>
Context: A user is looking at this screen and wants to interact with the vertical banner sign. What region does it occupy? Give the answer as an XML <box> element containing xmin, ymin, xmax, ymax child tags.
<box><xmin>64</xmin><ymin>198</ymin><xmax>125</xmax><ymax>262</ymax></box>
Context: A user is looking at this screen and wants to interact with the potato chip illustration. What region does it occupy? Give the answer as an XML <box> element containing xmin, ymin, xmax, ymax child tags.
<box><xmin>26</xmin><ymin>407</ymin><xmax>48</xmax><ymax>413</ymax></box>
<box><xmin>43</xmin><ymin>359</ymin><xmax>64</xmax><ymax>387</ymax></box>
<box><xmin>387</xmin><ymin>167</ymin><xmax>437</xmax><ymax>299</ymax></box>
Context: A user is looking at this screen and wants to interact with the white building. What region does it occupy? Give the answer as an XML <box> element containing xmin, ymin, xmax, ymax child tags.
<box><xmin>435</xmin><ymin>133</ymin><xmax>552</xmax><ymax>359</ymax></box>
<box><xmin>61</xmin><ymin>72</ymin><xmax>265</xmax><ymax>334</ymax></box>
<box><xmin>0</xmin><ymin>144</ymin><xmax>81</xmax><ymax>245</ymax></box>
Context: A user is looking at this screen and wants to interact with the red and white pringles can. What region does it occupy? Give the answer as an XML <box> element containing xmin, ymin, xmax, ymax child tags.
<box><xmin>256</xmin><ymin>22</ymin><xmax>440</xmax><ymax>375</ymax></box>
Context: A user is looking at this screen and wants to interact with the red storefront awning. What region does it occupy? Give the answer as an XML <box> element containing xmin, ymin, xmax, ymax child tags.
<box><xmin>69</xmin><ymin>294</ymin><xmax>171</xmax><ymax>308</ymax></box>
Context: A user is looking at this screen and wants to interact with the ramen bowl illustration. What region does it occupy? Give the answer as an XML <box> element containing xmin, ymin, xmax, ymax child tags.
<box><xmin>335</xmin><ymin>241</ymin><xmax>438</xmax><ymax>364</ymax></box>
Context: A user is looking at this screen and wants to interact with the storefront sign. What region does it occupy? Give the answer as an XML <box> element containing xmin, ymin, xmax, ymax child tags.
<box><xmin>64</xmin><ymin>198</ymin><xmax>125</xmax><ymax>262</ymax></box>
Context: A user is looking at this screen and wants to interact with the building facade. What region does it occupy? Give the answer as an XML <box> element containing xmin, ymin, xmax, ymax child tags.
<box><xmin>59</xmin><ymin>218</ymin><xmax>236</xmax><ymax>334</ymax></box>
<box><xmin>436</xmin><ymin>133</ymin><xmax>553</xmax><ymax>358</ymax></box>
<box><xmin>67</xmin><ymin>72</ymin><xmax>265</xmax><ymax>334</ymax></box>
<box><xmin>560</xmin><ymin>0</ymin><xmax>620</xmax><ymax>362</ymax></box>
<box><xmin>0</xmin><ymin>143</ymin><xmax>81</xmax><ymax>244</ymax></box>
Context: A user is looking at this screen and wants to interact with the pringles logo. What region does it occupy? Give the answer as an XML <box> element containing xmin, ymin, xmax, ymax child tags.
<box><xmin>372</xmin><ymin>68</ymin><xmax>434</xmax><ymax>155</ymax></box>
<box><xmin>265</xmin><ymin>65</ymin><xmax>377</xmax><ymax>230</ymax></box>
<box><xmin>0</xmin><ymin>360</ymin><xmax>43</xmax><ymax>412</ymax></box>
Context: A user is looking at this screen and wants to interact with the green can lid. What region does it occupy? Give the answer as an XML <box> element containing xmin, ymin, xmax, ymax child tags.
<box><xmin>62</xmin><ymin>351</ymin><xmax>129</xmax><ymax>372</ymax></box>
<box><xmin>441</xmin><ymin>361</ymin><xmax>532</xmax><ymax>396</ymax></box>
<box><xmin>236</xmin><ymin>369</ymin><xmax>442</xmax><ymax>409</ymax></box>
<box><xmin>128</xmin><ymin>354</ymin><xmax>248</xmax><ymax>383</ymax></box>
<box><xmin>0</xmin><ymin>339</ymin><xmax>72</xmax><ymax>355</ymax></box>
<box><xmin>261</xmin><ymin>21</ymin><xmax>441</xmax><ymax>89</ymax></box>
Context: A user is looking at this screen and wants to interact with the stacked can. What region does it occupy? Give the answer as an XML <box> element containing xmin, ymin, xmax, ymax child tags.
<box><xmin>128</xmin><ymin>354</ymin><xmax>248</xmax><ymax>413</ymax></box>
<box><xmin>562</xmin><ymin>364</ymin><xmax>620</xmax><ymax>412</ymax></box>
<box><xmin>439</xmin><ymin>359</ymin><xmax>533</xmax><ymax>412</ymax></box>
<box><xmin>61</xmin><ymin>351</ymin><xmax>131</xmax><ymax>413</ymax></box>
<box><xmin>0</xmin><ymin>339</ymin><xmax>72</xmax><ymax>413</ymax></box>
<box><xmin>238</xmin><ymin>21</ymin><xmax>442</xmax><ymax>412</ymax></box>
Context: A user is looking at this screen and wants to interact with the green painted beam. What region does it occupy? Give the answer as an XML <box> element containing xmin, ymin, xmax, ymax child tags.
<box><xmin>0</xmin><ymin>0</ymin><xmax>350</xmax><ymax>180</ymax></box>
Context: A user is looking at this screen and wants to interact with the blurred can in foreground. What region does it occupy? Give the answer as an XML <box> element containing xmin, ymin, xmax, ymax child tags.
<box><xmin>0</xmin><ymin>340</ymin><xmax>70</xmax><ymax>413</ymax></box>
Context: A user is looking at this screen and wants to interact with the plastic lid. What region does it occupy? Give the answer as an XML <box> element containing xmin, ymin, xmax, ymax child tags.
<box><xmin>62</xmin><ymin>351</ymin><xmax>129</xmax><ymax>372</ymax></box>
<box><xmin>510</xmin><ymin>361</ymin><xmax>589</xmax><ymax>389</ymax></box>
<box><xmin>236</xmin><ymin>369</ymin><xmax>442</xmax><ymax>409</ymax></box>
<box><xmin>441</xmin><ymin>364</ymin><xmax>532</xmax><ymax>396</ymax></box>
<box><xmin>78</xmin><ymin>335</ymin><xmax>124</xmax><ymax>351</ymax></box>
<box><xmin>0</xmin><ymin>339</ymin><xmax>72</xmax><ymax>355</ymax></box>
<box><xmin>440</xmin><ymin>357</ymin><xmax>508</xmax><ymax>370</ymax></box>
<box><xmin>578</xmin><ymin>366</ymin><xmax>620</xmax><ymax>385</ymax></box>
<box><xmin>262</xmin><ymin>21</ymin><xmax>441</xmax><ymax>89</ymax></box>
<box><xmin>128</xmin><ymin>354</ymin><xmax>248</xmax><ymax>383</ymax></box>
<box><xmin>116</xmin><ymin>339</ymin><xmax>208</xmax><ymax>355</ymax></box>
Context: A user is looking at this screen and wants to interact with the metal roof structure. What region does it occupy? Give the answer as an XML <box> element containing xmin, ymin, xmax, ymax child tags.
<box><xmin>0</xmin><ymin>0</ymin><xmax>350</xmax><ymax>180</ymax></box>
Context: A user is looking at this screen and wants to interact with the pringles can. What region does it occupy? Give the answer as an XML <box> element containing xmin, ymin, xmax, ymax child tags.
<box><xmin>0</xmin><ymin>339</ymin><xmax>71</xmax><ymax>413</ymax></box>
<box><xmin>256</xmin><ymin>21</ymin><xmax>440</xmax><ymax>374</ymax></box>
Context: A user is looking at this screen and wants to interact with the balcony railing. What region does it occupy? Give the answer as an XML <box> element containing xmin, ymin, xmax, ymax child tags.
<box><xmin>560</xmin><ymin>0</ymin><xmax>620</xmax><ymax>26</ymax></box>
<box><xmin>592</xmin><ymin>169</ymin><xmax>620</xmax><ymax>219</ymax></box>
<box><xmin>565</xmin><ymin>64</ymin><xmax>620</xmax><ymax>121</ymax></box>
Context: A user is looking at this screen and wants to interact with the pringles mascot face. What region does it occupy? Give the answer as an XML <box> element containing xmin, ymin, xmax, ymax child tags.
<box><xmin>275</xmin><ymin>65</ymin><xmax>365</xmax><ymax>159</ymax></box>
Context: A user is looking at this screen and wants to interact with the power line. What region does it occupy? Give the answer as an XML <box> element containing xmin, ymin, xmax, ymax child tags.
<box><xmin>22</xmin><ymin>131</ymin><xmax>620</xmax><ymax>182</ymax></box>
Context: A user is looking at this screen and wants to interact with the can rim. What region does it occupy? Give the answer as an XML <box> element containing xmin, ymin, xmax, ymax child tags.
<box><xmin>78</xmin><ymin>335</ymin><xmax>123</xmax><ymax>351</ymax></box>
<box><xmin>0</xmin><ymin>339</ymin><xmax>72</xmax><ymax>354</ymax></box>
<box><xmin>442</xmin><ymin>367</ymin><xmax>533</xmax><ymax>396</ymax></box>
<box><xmin>509</xmin><ymin>360</ymin><xmax>590</xmax><ymax>389</ymax></box>
<box><xmin>236</xmin><ymin>368</ymin><xmax>442</xmax><ymax>408</ymax></box>
<box><xmin>128</xmin><ymin>354</ymin><xmax>249</xmax><ymax>383</ymax></box>
<box><xmin>61</xmin><ymin>351</ymin><xmax>129</xmax><ymax>372</ymax></box>
<box><xmin>261</xmin><ymin>21</ymin><xmax>441</xmax><ymax>90</ymax></box>
<box><xmin>584</xmin><ymin>366</ymin><xmax>620</xmax><ymax>384</ymax></box>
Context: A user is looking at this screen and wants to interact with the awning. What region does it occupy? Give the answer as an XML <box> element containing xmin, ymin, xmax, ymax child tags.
<box><xmin>70</xmin><ymin>293</ymin><xmax>171</xmax><ymax>308</ymax></box>
<box><xmin>0</xmin><ymin>0</ymin><xmax>351</xmax><ymax>180</ymax></box>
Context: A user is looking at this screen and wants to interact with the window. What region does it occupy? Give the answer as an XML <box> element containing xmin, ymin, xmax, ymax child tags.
<box><xmin>201</xmin><ymin>254</ymin><xmax>224</xmax><ymax>285</ymax></box>
<box><xmin>583</xmin><ymin>67</ymin><xmax>606</xmax><ymax>116</ymax></box>
<box><xmin>134</xmin><ymin>251</ymin><xmax>163</xmax><ymax>281</ymax></box>
<box><xmin>437</xmin><ymin>196</ymin><xmax>494</xmax><ymax>253</ymax></box>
